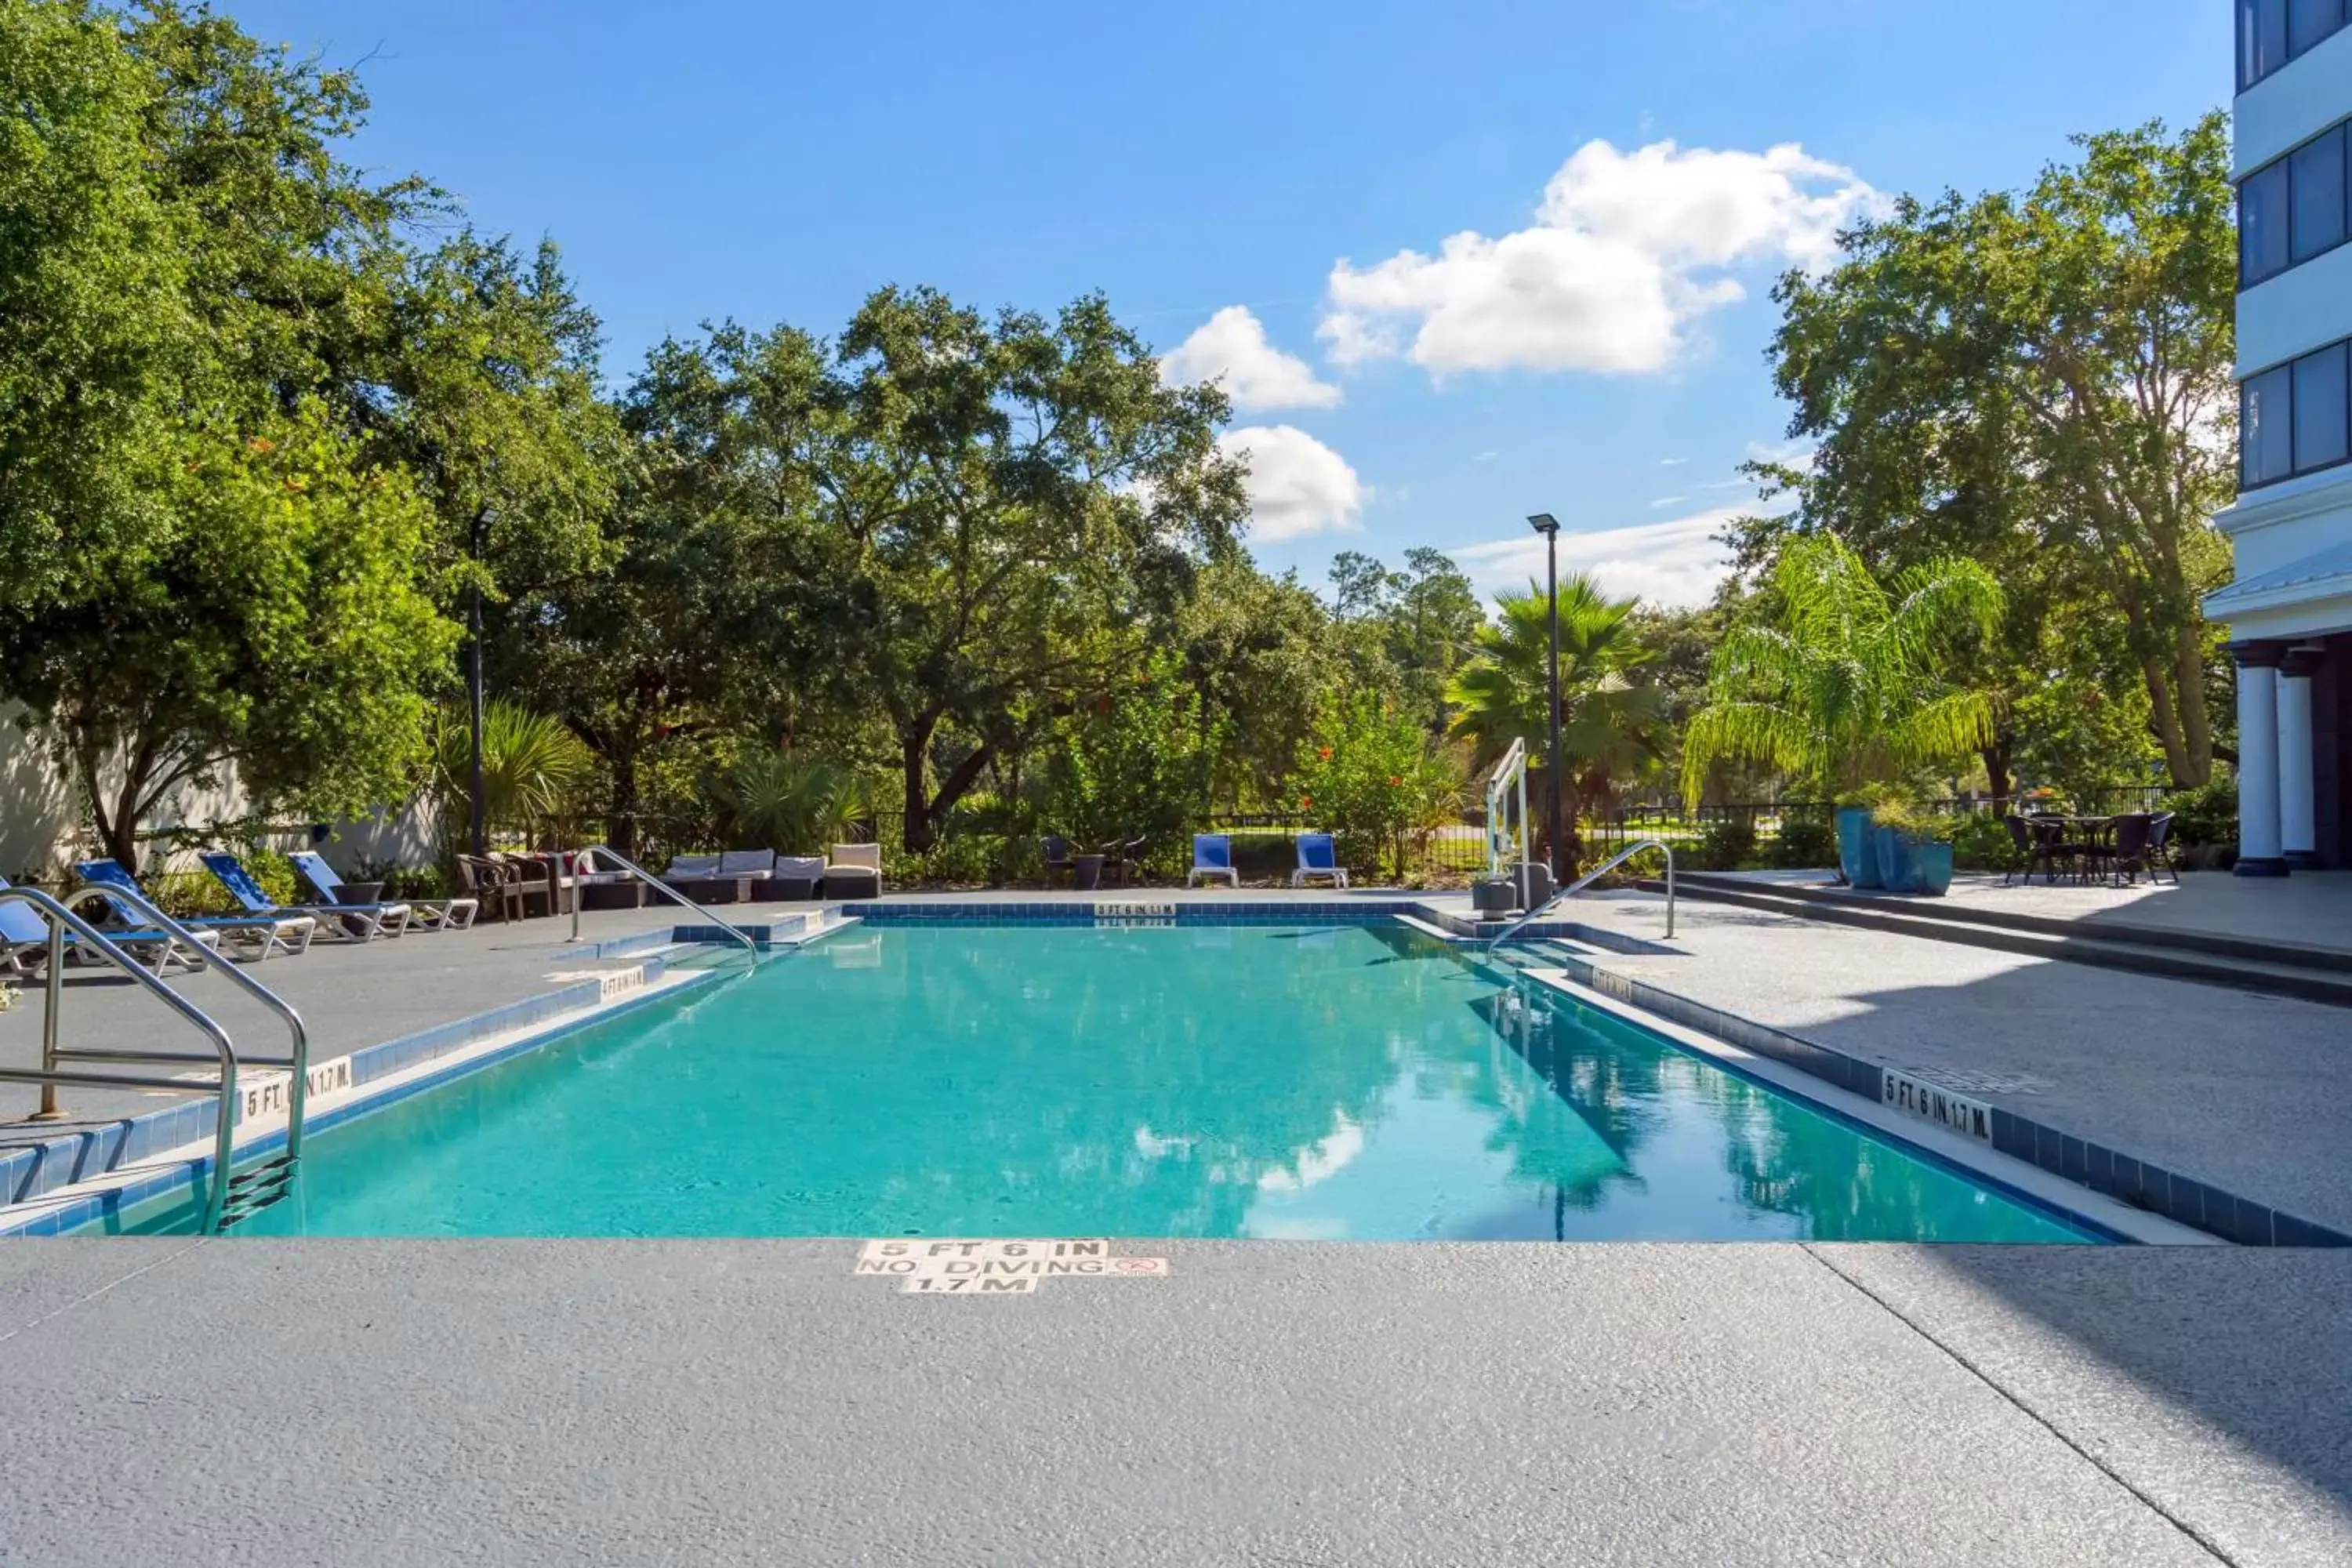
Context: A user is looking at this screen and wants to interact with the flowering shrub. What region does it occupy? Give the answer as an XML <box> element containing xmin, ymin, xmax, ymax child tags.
<box><xmin>1294</xmin><ymin>694</ymin><xmax>1464</xmax><ymax>878</ymax></box>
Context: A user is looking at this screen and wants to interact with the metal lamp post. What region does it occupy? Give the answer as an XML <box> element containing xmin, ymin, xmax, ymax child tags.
<box><xmin>1526</xmin><ymin>513</ymin><xmax>1563</xmax><ymax>880</ymax></box>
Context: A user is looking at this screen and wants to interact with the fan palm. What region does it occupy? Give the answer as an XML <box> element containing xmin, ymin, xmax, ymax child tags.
<box><xmin>1447</xmin><ymin>575</ymin><xmax>1668</xmax><ymax>791</ymax></box>
<box><xmin>719</xmin><ymin>752</ymin><xmax>866</xmax><ymax>852</ymax></box>
<box><xmin>434</xmin><ymin>700</ymin><xmax>597</xmax><ymax>840</ymax></box>
<box><xmin>1680</xmin><ymin>534</ymin><xmax>2004</xmax><ymax>806</ymax></box>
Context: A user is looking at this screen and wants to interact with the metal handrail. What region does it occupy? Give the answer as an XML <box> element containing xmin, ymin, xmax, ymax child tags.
<box><xmin>564</xmin><ymin>845</ymin><xmax>762</xmax><ymax>964</ymax></box>
<box><xmin>1486</xmin><ymin>837</ymin><xmax>1678</xmax><ymax>948</ymax></box>
<box><xmin>67</xmin><ymin>883</ymin><xmax>314</xmax><ymax>1168</ymax></box>
<box><xmin>0</xmin><ymin>887</ymin><xmax>242</xmax><ymax>1231</ymax></box>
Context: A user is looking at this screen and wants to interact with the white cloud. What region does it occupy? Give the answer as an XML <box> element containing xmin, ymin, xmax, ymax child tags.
<box><xmin>1319</xmin><ymin>139</ymin><xmax>1880</xmax><ymax>379</ymax></box>
<box><xmin>1744</xmin><ymin>437</ymin><xmax>1818</xmax><ymax>471</ymax></box>
<box><xmin>1649</xmin><ymin>495</ymin><xmax>1686</xmax><ymax>509</ymax></box>
<box><xmin>1160</xmin><ymin>306</ymin><xmax>1341</xmax><ymax>412</ymax></box>
<box><xmin>1218</xmin><ymin>424</ymin><xmax>1365</xmax><ymax>542</ymax></box>
<box><xmin>1449</xmin><ymin>503</ymin><xmax>1776</xmax><ymax>609</ymax></box>
<box><xmin>1659</xmin><ymin>456</ymin><xmax>1688</xmax><ymax>466</ymax></box>
<box><xmin>1474</xmin><ymin>450</ymin><xmax>1499</xmax><ymax>462</ymax></box>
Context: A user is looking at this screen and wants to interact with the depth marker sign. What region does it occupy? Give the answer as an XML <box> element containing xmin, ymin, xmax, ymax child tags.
<box><xmin>855</xmin><ymin>1239</ymin><xmax>1171</xmax><ymax>1296</ymax></box>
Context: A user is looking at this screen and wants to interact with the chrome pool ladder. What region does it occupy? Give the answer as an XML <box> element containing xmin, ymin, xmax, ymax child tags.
<box><xmin>565</xmin><ymin>845</ymin><xmax>764</xmax><ymax>965</ymax></box>
<box><xmin>0</xmin><ymin>884</ymin><xmax>310</xmax><ymax>1232</ymax></box>
<box><xmin>1486</xmin><ymin>837</ymin><xmax>1677</xmax><ymax>948</ymax></box>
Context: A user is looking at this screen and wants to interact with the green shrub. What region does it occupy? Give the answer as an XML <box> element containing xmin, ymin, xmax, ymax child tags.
<box><xmin>1951</xmin><ymin>811</ymin><xmax>2020</xmax><ymax>871</ymax></box>
<box><xmin>1765</xmin><ymin>811</ymin><xmax>1837</xmax><ymax>869</ymax></box>
<box><xmin>2161</xmin><ymin>777</ymin><xmax>2236</xmax><ymax>847</ymax></box>
<box><xmin>1693</xmin><ymin>816</ymin><xmax>1758</xmax><ymax>870</ymax></box>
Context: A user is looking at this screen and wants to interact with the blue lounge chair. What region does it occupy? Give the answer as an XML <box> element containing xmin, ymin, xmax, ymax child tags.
<box><xmin>0</xmin><ymin>875</ymin><xmax>218</xmax><ymax>978</ymax></box>
<box><xmin>290</xmin><ymin>851</ymin><xmax>475</xmax><ymax>932</ymax></box>
<box><xmin>73</xmin><ymin>859</ymin><xmax>316</xmax><ymax>960</ymax></box>
<box><xmin>201</xmin><ymin>852</ymin><xmax>412</xmax><ymax>942</ymax></box>
<box><xmin>1187</xmin><ymin>833</ymin><xmax>1239</xmax><ymax>887</ymax></box>
<box><xmin>1291</xmin><ymin>832</ymin><xmax>1350</xmax><ymax>889</ymax></box>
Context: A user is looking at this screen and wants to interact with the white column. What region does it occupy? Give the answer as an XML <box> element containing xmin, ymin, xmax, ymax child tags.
<box><xmin>2279</xmin><ymin>648</ymin><xmax>2319</xmax><ymax>869</ymax></box>
<box><xmin>2234</xmin><ymin>644</ymin><xmax>2288</xmax><ymax>877</ymax></box>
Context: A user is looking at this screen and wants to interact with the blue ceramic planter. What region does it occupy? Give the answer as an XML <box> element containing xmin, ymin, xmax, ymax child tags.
<box><xmin>1835</xmin><ymin>807</ymin><xmax>1882</xmax><ymax>889</ymax></box>
<box><xmin>1872</xmin><ymin>828</ymin><xmax>1954</xmax><ymax>895</ymax></box>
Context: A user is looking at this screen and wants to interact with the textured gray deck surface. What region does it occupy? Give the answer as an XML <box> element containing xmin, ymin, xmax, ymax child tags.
<box><xmin>2</xmin><ymin>1240</ymin><xmax>2344</xmax><ymax>1566</ymax></box>
<box><xmin>1559</xmin><ymin>891</ymin><xmax>2352</xmax><ymax>1236</ymax></box>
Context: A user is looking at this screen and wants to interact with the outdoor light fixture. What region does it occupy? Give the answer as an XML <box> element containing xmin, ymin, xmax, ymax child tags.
<box><xmin>1526</xmin><ymin>514</ymin><xmax>1564</xmax><ymax>880</ymax></box>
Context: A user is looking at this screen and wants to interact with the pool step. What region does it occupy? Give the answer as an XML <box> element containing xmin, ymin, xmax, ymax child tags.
<box><xmin>1655</xmin><ymin>874</ymin><xmax>2352</xmax><ymax>1010</ymax></box>
<box><xmin>217</xmin><ymin>1152</ymin><xmax>296</xmax><ymax>1229</ymax></box>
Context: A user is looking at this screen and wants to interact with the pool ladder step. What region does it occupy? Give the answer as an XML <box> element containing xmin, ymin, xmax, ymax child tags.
<box><xmin>218</xmin><ymin>1153</ymin><xmax>297</xmax><ymax>1229</ymax></box>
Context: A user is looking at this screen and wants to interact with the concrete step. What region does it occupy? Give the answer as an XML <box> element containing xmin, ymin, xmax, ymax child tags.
<box><xmin>1651</xmin><ymin>874</ymin><xmax>2352</xmax><ymax>1010</ymax></box>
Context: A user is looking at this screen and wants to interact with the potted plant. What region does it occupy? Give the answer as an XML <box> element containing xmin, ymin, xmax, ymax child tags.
<box><xmin>1835</xmin><ymin>789</ymin><xmax>1886</xmax><ymax>890</ymax></box>
<box><xmin>1871</xmin><ymin>801</ymin><xmax>1958</xmax><ymax>895</ymax></box>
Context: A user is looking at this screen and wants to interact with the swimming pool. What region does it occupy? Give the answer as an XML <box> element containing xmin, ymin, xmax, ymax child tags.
<box><xmin>114</xmin><ymin>922</ymin><xmax>2094</xmax><ymax>1241</ymax></box>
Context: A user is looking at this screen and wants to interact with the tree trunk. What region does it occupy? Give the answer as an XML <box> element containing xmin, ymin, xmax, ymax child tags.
<box><xmin>900</xmin><ymin>720</ymin><xmax>937</xmax><ymax>853</ymax></box>
<box><xmin>608</xmin><ymin>743</ymin><xmax>641</xmax><ymax>862</ymax></box>
<box><xmin>2170</xmin><ymin>626</ymin><xmax>2214</xmax><ymax>786</ymax></box>
<box><xmin>2140</xmin><ymin>652</ymin><xmax>2196</xmax><ymax>787</ymax></box>
<box><xmin>1980</xmin><ymin>739</ymin><xmax>2013</xmax><ymax>801</ymax></box>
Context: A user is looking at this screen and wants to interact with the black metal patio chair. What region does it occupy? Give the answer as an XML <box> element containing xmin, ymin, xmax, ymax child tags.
<box><xmin>2145</xmin><ymin>811</ymin><xmax>2180</xmax><ymax>885</ymax></box>
<box><xmin>2103</xmin><ymin>813</ymin><xmax>2155</xmax><ymax>886</ymax></box>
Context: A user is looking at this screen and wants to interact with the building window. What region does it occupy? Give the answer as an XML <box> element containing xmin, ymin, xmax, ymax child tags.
<box><xmin>2242</xmin><ymin>0</ymin><xmax>2348</xmax><ymax>88</ymax></box>
<box><xmin>2243</xmin><ymin>159</ymin><xmax>2293</xmax><ymax>283</ymax></box>
<box><xmin>2292</xmin><ymin>130</ymin><xmax>2347</xmax><ymax>263</ymax></box>
<box><xmin>2245</xmin><ymin>365</ymin><xmax>2295</xmax><ymax>488</ymax></box>
<box><xmin>2294</xmin><ymin>343</ymin><xmax>2350</xmax><ymax>472</ymax></box>
<box><xmin>2238</xmin><ymin>120</ymin><xmax>2350</xmax><ymax>286</ymax></box>
<box><xmin>2242</xmin><ymin>335</ymin><xmax>2352</xmax><ymax>490</ymax></box>
<box><xmin>2292</xmin><ymin>0</ymin><xmax>2347</xmax><ymax>55</ymax></box>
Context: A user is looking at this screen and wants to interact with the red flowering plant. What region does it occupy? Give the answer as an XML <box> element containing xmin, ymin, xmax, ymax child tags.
<box><xmin>1293</xmin><ymin>693</ymin><xmax>1464</xmax><ymax>880</ymax></box>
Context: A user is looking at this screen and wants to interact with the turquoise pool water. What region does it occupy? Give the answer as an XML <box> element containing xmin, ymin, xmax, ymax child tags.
<box><xmin>146</xmin><ymin>923</ymin><xmax>2092</xmax><ymax>1241</ymax></box>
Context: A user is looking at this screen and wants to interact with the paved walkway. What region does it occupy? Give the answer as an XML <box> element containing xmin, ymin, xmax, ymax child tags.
<box><xmin>1559</xmin><ymin>891</ymin><xmax>2352</xmax><ymax>1236</ymax></box>
<box><xmin>0</xmin><ymin>1239</ymin><xmax>2344</xmax><ymax>1566</ymax></box>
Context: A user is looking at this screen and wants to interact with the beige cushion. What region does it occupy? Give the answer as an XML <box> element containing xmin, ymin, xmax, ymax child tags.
<box><xmin>830</xmin><ymin>844</ymin><xmax>882</xmax><ymax>872</ymax></box>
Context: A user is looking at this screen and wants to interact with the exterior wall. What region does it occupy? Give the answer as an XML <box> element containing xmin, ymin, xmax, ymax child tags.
<box><xmin>0</xmin><ymin>702</ymin><xmax>434</xmax><ymax>880</ymax></box>
<box><xmin>2234</xmin><ymin>25</ymin><xmax>2352</xmax><ymax>174</ymax></box>
<box><xmin>2237</xmin><ymin>244</ymin><xmax>2352</xmax><ymax>377</ymax></box>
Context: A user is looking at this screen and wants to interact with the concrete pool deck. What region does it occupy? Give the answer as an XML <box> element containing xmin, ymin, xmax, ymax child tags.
<box><xmin>1554</xmin><ymin>889</ymin><xmax>2352</xmax><ymax>1240</ymax></box>
<box><xmin>3</xmin><ymin>888</ymin><xmax>2352</xmax><ymax>1561</ymax></box>
<box><xmin>1</xmin><ymin>1239</ymin><xmax>2346</xmax><ymax>1565</ymax></box>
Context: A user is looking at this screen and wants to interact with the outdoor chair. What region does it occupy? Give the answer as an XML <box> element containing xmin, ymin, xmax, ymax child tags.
<box><xmin>773</xmin><ymin>855</ymin><xmax>826</xmax><ymax>900</ymax></box>
<box><xmin>200</xmin><ymin>852</ymin><xmax>412</xmax><ymax>941</ymax></box>
<box><xmin>1291</xmin><ymin>831</ymin><xmax>1350</xmax><ymax>889</ymax></box>
<box><xmin>1040</xmin><ymin>835</ymin><xmax>1076</xmax><ymax>885</ymax></box>
<box><xmin>824</xmin><ymin>843</ymin><xmax>882</xmax><ymax>901</ymax></box>
<box><xmin>1188</xmin><ymin>833</ymin><xmax>1239</xmax><ymax>887</ymax></box>
<box><xmin>2104</xmin><ymin>814</ymin><xmax>2156</xmax><ymax>887</ymax></box>
<box><xmin>2007</xmin><ymin>815</ymin><xmax>2074</xmax><ymax>885</ymax></box>
<box><xmin>289</xmin><ymin>851</ymin><xmax>476</xmax><ymax>932</ymax></box>
<box><xmin>455</xmin><ymin>855</ymin><xmax>526</xmax><ymax>923</ymax></box>
<box><xmin>489</xmin><ymin>852</ymin><xmax>557</xmax><ymax>918</ymax></box>
<box><xmin>2146</xmin><ymin>812</ymin><xmax>2180</xmax><ymax>885</ymax></box>
<box><xmin>72</xmin><ymin>858</ymin><xmax>315</xmax><ymax>960</ymax></box>
<box><xmin>0</xmin><ymin>875</ymin><xmax>219</xmax><ymax>978</ymax></box>
<box><xmin>1102</xmin><ymin>836</ymin><xmax>1148</xmax><ymax>887</ymax></box>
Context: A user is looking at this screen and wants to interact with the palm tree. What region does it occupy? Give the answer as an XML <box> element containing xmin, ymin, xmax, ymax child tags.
<box><xmin>434</xmin><ymin>700</ymin><xmax>596</xmax><ymax>843</ymax></box>
<box><xmin>718</xmin><ymin>752</ymin><xmax>866</xmax><ymax>852</ymax></box>
<box><xmin>1680</xmin><ymin>534</ymin><xmax>2003</xmax><ymax>806</ymax></box>
<box><xmin>1447</xmin><ymin>574</ymin><xmax>1668</xmax><ymax>866</ymax></box>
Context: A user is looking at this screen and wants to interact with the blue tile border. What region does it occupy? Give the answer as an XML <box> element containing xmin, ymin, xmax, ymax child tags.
<box><xmin>0</xmin><ymin>954</ymin><xmax>720</xmax><ymax>1234</ymax></box>
<box><xmin>1540</xmin><ymin>946</ymin><xmax>2352</xmax><ymax>1249</ymax></box>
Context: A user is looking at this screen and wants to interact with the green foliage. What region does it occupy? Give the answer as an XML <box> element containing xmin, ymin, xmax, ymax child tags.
<box><xmin>1738</xmin><ymin>115</ymin><xmax>2235</xmax><ymax>787</ymax></box>
<box><xmin>1682</xmin><ymin>535</ymin><xmax>2003</xmax><ymax>806</ymax></box>
<box><xmin>1296</xmin><ymin>693</ymin><xmax>1463</xmax><ymax>879</ymax></box>
<box><xmin>2161</xmin><ymin>776</ymin><xmax>2237</xmax><ymax>847</ymax></box>
<box><xmin>1951</xmin><ymin>811</ymin><xmax>2020</xmax><ymax>871</ymax></box>
<box><xmin>1868</xmin><ymin>802</ymin><xmax>1959</xmax><ymax>844</ymax></box>
<box><xmin>1764</xmin><ymin>810</ymin><xmax>1837</xmax><ymax>869</ymax></box>
<box><xmin>1047</xmin><ymin>652</ymin><xmax>1219</xmax><ymax>851</ymax></box>
<box><xmin>717</xmin><ymin>752</ymin><xmax>864</xmax><ymax>852</ymax></box>
<box><xmin>432</xmin><ymin>698</ymin><xmax>595</xmax><ymax>844</ymax></box>
<box><xmin>2</xmin><ymin>405</ymin><xmax>456</xmax><ymax>873</ymax></box>
<box><xmin>1693</xmin><ymin>817</ymin><xmax>1759</xmax><ymax>871</ymax></box>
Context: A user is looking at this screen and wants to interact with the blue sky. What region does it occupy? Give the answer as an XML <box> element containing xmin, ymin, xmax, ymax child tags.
<box><xmin>238</xmin><ymin>0</ymin><xmax>2227</xmax><ymax>605</ymax></box>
